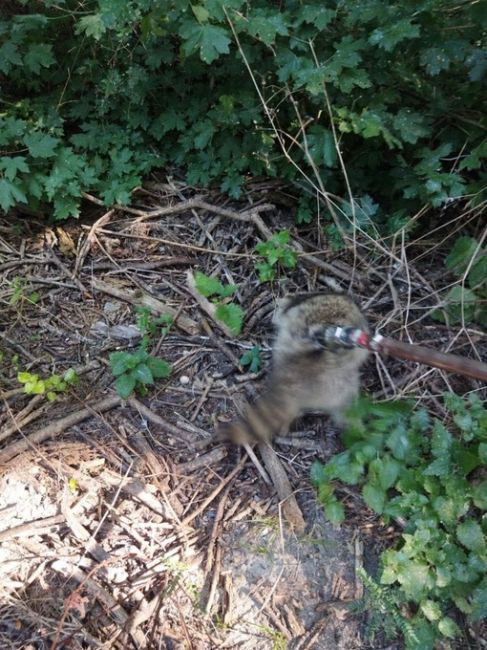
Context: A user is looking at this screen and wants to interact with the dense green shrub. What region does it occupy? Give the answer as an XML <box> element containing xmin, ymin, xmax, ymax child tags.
<box><xmin>1</xmin><ymin>0</ymin><xmax>486</xmax><ymax>227</ymax></box>
<box><xmin>312</xmin><ymin>394</ymin><xmax>487</xmax><ymax>648</ymax></box>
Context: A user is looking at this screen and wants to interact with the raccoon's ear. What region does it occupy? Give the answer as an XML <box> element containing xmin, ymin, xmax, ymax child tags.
<box><xmin>272</xmin><ymin>296</ymin><xmax>294</xmax><ymax>323</ymax></box>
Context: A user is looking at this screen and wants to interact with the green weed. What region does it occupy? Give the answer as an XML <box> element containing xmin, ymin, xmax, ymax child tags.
<box><xmin>312</xmin><ymin>393</ymin><xmax>487</xmax><ymax>648</ymax></box>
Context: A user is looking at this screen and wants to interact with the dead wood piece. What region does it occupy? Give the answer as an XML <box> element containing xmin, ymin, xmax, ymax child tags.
<box><xmin>128</xmin><ymin>398</ymin><xmax>196</xmax><ymax>445</ymax></box>
<box><xmin>50</xmin><ymin>558</ymin><xmax>147</xmax><ymax>649</ymax></box>
<box><xmin>200</xmin><ymin>318</ymin><xmax>242</xmax><ymax>368</ymax></box>
<box><xmin>181</xmin><ymin>457</ymin><xmax>246</xmax><ymax>526</ymax></box>
<box><xmin>243</xmin><ymin>442</ymin><xmax>271</xmax><ymax>485</ymax></box>
<box><xmin>134</xmin><ymin>197</ymin><xmax>275</xmax><ymax>238</ymax></box>
<box><xmin>91</xmin><ymin>256</ymin><xmax>191</xmax><ymax>271</ymax></box>
<box><xmin>61</xmin><ymin>494</ymin><xmax>108</xmax><ymax>564</ymax></box>
<box><xmin>0</xmin><ymin>395</ymin><xmax>121</xmax><ymax>463</ymax></box>
<box><xmin>186</xmin><ymin>270</ymin><xmax>234</xmax><ymax>339</ymax></box>
<box><xmin>275</xmin><ymin>435</ymin><xmax>326</xmax><ymax>452</ymax></box>
<box><xmin>258</xmin><ymin>443</ymin><xmax>306</xmax><ymax>532</ymax></box>
<box><xmin>129</xmin><ymin>429</ymin><xmax>184</xmax><ymax>518</ymax></box>
<box><xmin>92</xmin><ymin>277</ymin><xmax>198</xmax><ymax>335</ymax></box>
<box><xmin>293</xmin><ymin>618</ymin><xmax>329</xmax><ymax>650</ymax></box>
<box><xmin>101</xmin><ymin>470</ymin><xmax>175</xmax><ymax>522</ymax></box>
<box><xmin>0</xmin><ymin>400</ymin><xmax>52</xmax><ymax>444</ymax></box>
<box><xmin>0</xmin><ymin>514</ymin><xmax>65</xmax><ymax>543</ymax></box>
<box><xmin>0</xmin><ymin>332</ymin><xmax>37</xmax><ymax>362</ymax></box>
<box><xmin>48</xmin><ymin>247</ymin><xmax>88</xmax><ymax>295</ymax></box>
<box><xmin>176</xmin><ymin>447</ymin><xmax>227</xmax><ymax>474</ymax></box>
<box><xmin>74</xmin><ymin>208</ymin><xmax>115</xmax><ymax>276</ymax></box>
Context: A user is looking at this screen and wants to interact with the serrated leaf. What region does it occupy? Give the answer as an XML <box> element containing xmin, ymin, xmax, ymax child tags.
<box><xmin>300</xmin><ymin>6</ymin><xmax>334</xmax><ymax>30</ymax></box>
<box><xmin>420</xmin><ymin>599</ymin><xmax>442</xmax><ymax>622</ymax></box>
<box><xmin>420</xmin><ymin>47</ymin><xmax>451</xmax><ymax>76</ymax></box>
<box><xmin>378</xmin><ymin>455</ymin><xmax>401</xmax><ymax>490</ymax></box>
<box><xmin>478</xmin><ymin>442</ymin><xmax>487</xmax><ymax>463</ymax></box>
<box><xmin>437</xmin><ymin>616</ymin><xmax>459</xmax><ymax>639</ymax></box>
<box><xmin>445</xmin><ymin>237</ymin><xmax>479</xmax><ymax>273</ymax></box>
<box><xmin>362</xmin><ymin>482</ymin><xmax>385</xmax><ymax>514</ymax></box>
<box><xmin>255</xmin><ymin>261</ymin><xmax>275</xmax><ymax>282</ymax></box>
<box><xmin>215</xmin><ymin>303</ymin><xmax>244</xmax><ymax>336</ymax></box>
<box><xmin>456</xmin><ymin>520</ymin><xmax>485</xmax><ymax>552</ymax></box>
<box><xmin>433</xmin><ymin>285</ymin><xmax>478</xmax><ymax>324</ymax></box>
<box><xmin>324</xmin><ymin>500</ymin><xmax>345</xmax><ymax>525</ymax></box>
<box><xmin>318</xmin><ymin>481</ymin><xmax>334</xmax><ymax>502</ymax></box>
<box><xmin>180</xmin><ymin>22</ymin><xmax>231</xmax><ymax>64</ymax></box>
<box><xmin>0</xmin><ymin>156</ymin><xmax>29</xmax><ymax>181</ymax></box>
<box><xmin>75</xmin><ymin>14</ymin><xmax>106</xmax><ymax>40</ymax></box>
<box><xmin>194</xmin><ymin>271</ymin><xmax>237</xmax><ymax>298</ymax></box>
<box><xmin>386</xmin><ymin>423</ymin><xmax>412</xmax><ymax>461</ymax></box>
<box><xmin>109</xmin><ymin>352</ymin><xmax>132</xmax><ymax>376</ymax></box>
<box><xmin>310</xmin><ymin>460</ymin><xmax>328</xmax><ymax>485</ymax></box>
<box><xmin>24</xmin><ymin>133</ymin><xmax>59</xmax><ymax>159</ymax></box>
<box><xmin>396</xmin><ymin>561</ymin><xmax>432</xmax><ymax>601</ymax></box>
<box><xmin>17</xmin><ymin>372</ymin><xmax>34</xmax><ymax>384</ymax></box>
<box><xmin>131</xmin><ymin>363</ymin><xmax>154</xmax><ymax>385</ymax></box>
<box><xmin>63</xmin><ymin>368</ymin><xmax>78</xmax><ymax>384</ymax></box>
<box><xmin>471</xmin><ymin>579</ymin><xmax>487</xmax><ymax>620</ymax></box>
<box><xmin>472</xmin><ymin>481</ymin><xmax>487</xmax><ymax>509</ymax></box>
<box><xmin>0</xmin><ymin>41</ymin><xmax>21</xmax><ymax>74</ymax></box>
<box><xmin>369</xmin><ymin>19</ymin><xmax>420</xmax><ymax>52</ymax></box>
<box><xmin>24</xmin><ymin>43</ymin><xmax>55</xmax><ymax>74</ymax></box>
<box><xmin>115</xmin><ymin>373</ymin><xmax>136</xmax><ymax>399</ymax></box>
<box><xmin>468</xmin><ymin>256</ymin><xmax>487</xmax><ymax>290</ymax></box>
<box><xmin>247</xmin><ymin>12</ymin><xmax>288</xmax><ymax>45</ymax></box>
<box><xmin>0</xmin><ymin>179</ymin><xmax>27</xmax><ymax>212</ymax></box>
<box><xmin>146</xmin><ymin>357</ymin><xmax>172</xmax><ymax>379</ymax></box>
<box><xmin>423</xmin><ymin>456</ymin><xmax>450</xmax><ymax>477</ymax></box>
<box><xmin>430</xmin><ymin>419</ymin><xmax>452</xmax><ymax>457</ymax></box>
<box><xmin>192</xmin><ymin>4</ymin><xmax>210</xmax><ymax>23</ymax></box>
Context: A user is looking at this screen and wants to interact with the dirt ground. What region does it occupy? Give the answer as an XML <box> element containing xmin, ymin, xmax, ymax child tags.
<box><xmin>0</xmin><ymin>180</ymin><xmax>484</xmax><ymax>649</ymax></box>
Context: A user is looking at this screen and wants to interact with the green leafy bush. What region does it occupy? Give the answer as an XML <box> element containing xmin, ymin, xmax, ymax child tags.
<box><xmin>194</xmin><ymin>271</ymin><xmax>244</xmax><ymax>335</ymax></box>
<box><xmin>136</xmin><ymin>307</ymin><xmax>173</xmax><ymax>350</ymax></box>
<box><xmin>109</xmin><ymin>349</ymin><xmax>171</xmax><ymax>399</ymax></box>
<box><xmin>255</xmin><ymin>230</ymin><xmax>298</xmax><ymax>282</ymax></box>
<box><xmin>311</xmin><ymin>394</ymin><xmax>487</xmax><ymax>648</ymax></box>
<box><xmin>432</xmin><ymin>236</ymin><xmax>487</xmax><ymax>327</ymax></box>
<box><xmin>18</xmin><ymin>367</ymin><xmax>79</xmax><ymax>401</ymax></box>
<box><xmin>0</xmin><ymin>1</ymin><xmax>485</xmax><ymax>226</ymax></box>
<box><xmin>239</xmin><ymin>346</ymin><xmax>262</xmax><ymax>373</ymax></box>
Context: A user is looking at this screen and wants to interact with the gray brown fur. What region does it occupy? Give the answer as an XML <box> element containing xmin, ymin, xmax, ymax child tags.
<box><xmin>223</xmin><ymin>293</ymin><xmax>369</xmax><ymax>445</ymax></box>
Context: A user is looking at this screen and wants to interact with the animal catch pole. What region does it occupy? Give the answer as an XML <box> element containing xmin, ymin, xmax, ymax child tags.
<box><xmin>316</xmin><ymin>327</ymin><xmax>487</xmax><ymax>382</ymax></box>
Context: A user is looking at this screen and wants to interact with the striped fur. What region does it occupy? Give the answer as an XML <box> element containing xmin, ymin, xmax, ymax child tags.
<box><xmin>221</xmin><ymin>293</ymin><xmax>369</xmax><ymax>445</ymax></box>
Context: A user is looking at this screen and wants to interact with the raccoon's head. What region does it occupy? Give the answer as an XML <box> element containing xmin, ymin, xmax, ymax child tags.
<box><xmin>273</xmin><ymin>293</ymin><xmax>368</xmax><ymax>359</ymax></box>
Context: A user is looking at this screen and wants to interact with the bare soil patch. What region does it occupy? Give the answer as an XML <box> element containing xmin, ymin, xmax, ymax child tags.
<box><xmin>0</xmin><ymin>181</ymin><xmax>484</xmax><ymax>649</ymax></box>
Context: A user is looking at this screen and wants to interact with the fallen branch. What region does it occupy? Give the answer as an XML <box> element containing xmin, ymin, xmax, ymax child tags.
<box><xmin>176</xmin><ymin>447</ymin><xmax>227</xmax><ymax>473</ymax></box>
<box><xmin>186</xmin><ymin>269</ymin><xmax>234</xmax><ymax>338</ymax></box>
<box><xmin>0</xmin><ymin>395</ymin><xmax>121</xmax><ymax>463</ymax></box>
<box><xmin>91</xmin><ymin>277</ymin><xmax>199</xmax><ymax>335</ymax></box>
<box><xmin>258</xmin><ymin>442</ymin><xmax>306</xmax><ymax>532</ymax></box>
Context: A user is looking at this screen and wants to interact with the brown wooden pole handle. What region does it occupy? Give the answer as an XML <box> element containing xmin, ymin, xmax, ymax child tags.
<box><xmin>376</xmin><ymin>336</ymin><xmax>487</xmax><ymax>382</ymax></box>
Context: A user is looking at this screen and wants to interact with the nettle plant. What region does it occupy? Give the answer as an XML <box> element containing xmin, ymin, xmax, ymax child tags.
<box><xmin>194</xmin><ymin>271</ymin><xmax>244</xmax><ymax>335</ymax></box>
<box><xmin>0</xmin><ymin>1</ymin><xmax>485</xmax><ymax>229</ymax></box>
<box><xmin>432</xmin><ymin>236</ymin><xmax>487</xmax><ymax>328</ymax></box>
<box><xmin>311</xmin><ymin>394</ymin><xmax>487</xmax><ymax>648</ymax></box>
<box><xmin>255</xmin><ymin>230</ymin><xmax>298</xmax><ymax>282</ymax></box>
<box><xmin>109</xmin><ymin>306</ymin><xmax>172</xmax><ymax>398</ymax></box>
<box><xmin>18</xmin><ymin>367</ymin><xmax>79</xmax><ymax>401</ymax></box>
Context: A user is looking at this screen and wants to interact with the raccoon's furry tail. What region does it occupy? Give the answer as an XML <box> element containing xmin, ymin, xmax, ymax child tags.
<box><xmin>219</xmin><ymin>390</ymin><xmax>296</xmax><ymax>446</ymax></box>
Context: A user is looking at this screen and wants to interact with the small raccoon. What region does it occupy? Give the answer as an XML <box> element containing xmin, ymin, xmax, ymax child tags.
<box><xmin>223</xmin><ymin>293</ymin><xmax>369</xmax><ymax>445</ymax></box>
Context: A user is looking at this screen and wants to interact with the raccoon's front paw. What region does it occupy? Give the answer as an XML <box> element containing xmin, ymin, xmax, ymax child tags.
<box><xmin>217</xmin><ymin>421</ymin><xmax>254</xmax><ymax>446</ymax></box>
